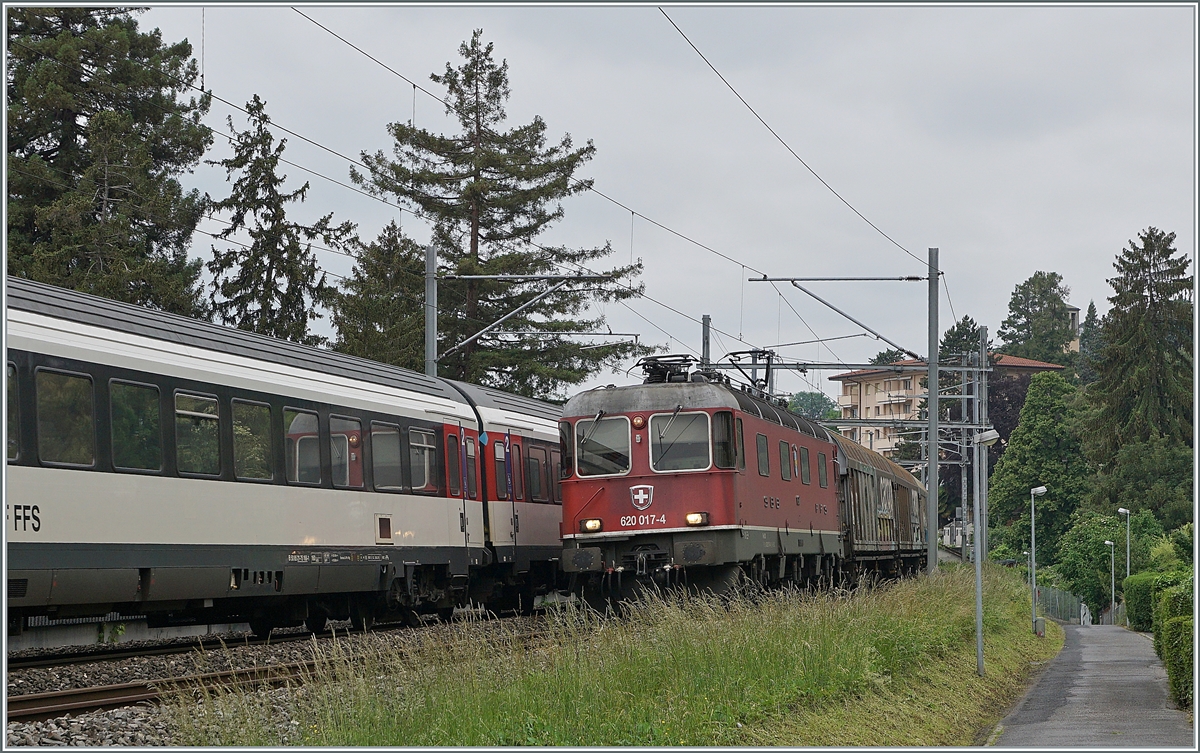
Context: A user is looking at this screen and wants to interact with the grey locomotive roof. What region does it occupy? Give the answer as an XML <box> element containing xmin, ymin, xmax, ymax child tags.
<box><xmin>448</xmin><ymin>380</ymin><xmax>562</xmax><ymax>422</ymax></box>
<box><xmin>6</xmin><ymin>276</ymin><xmax>469</xmax><ymax>405</ymax></box>
<box><xmin>564</xmin><ymin>380</ymin><xmax>831</xmax><ymax>442</ymax></box>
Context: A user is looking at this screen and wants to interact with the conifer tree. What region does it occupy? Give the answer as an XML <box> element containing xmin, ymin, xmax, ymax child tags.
<box><xmin>348</xmin><ymin>29</ymin><xmax>647</xmax><ymax>397</ymax></box>
<box><xmin>997</xmin><ymin>271</ymin><xmax>1075</xmax><ymax>366</ymax></box>
<box><xmin>208</xmin><ymin>96</ymin><xmax>354</xmax><ymax>345</ymax></box>
<box><xmin>7</xmin><ymin>7</ymin><xmax>212</xmax><ymax>314</ymax></box>
<box><xmin>332</xmin><ymin>221</ymin><xmax>427</xmax><ymax>369</ymax></box>
<box><xmin>1085</xmin><ymin>228</ymin><xmax>1192</xmax><ymax>456</ymax></box>
<box><xmin>1076</xmin><ymin>301</ymin><xmax>1101</xmax><ymax>385</ymax></box>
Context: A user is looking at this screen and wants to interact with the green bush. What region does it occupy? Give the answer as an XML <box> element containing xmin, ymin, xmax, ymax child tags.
<box><xmin>1161</xmin><ymin>616</ymin><xmax>1193</xmax><ymax>709</ymax></box>
<box><xmin>1153</xmin><ymin>575</ymin><xmax>1193</xmax><ymax>658</ymax></box>
<box><xmin>1123</xmin><ymin>572</ymin><xmax>1159</xmax><ymax>631</ymax></box>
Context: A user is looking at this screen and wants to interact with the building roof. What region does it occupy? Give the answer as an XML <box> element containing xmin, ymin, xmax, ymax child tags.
<box><xmin>828</xmin><ymin>353</ymin><xmax>1063</xmax><ymax>382</ymax></box>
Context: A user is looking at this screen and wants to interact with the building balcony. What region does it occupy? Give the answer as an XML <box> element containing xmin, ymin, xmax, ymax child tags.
<box><xmin>837</xmin><ymin>394</ymin><xmax>856</xmax><ymax>407</ymax></box>
<box><xmin>876</xmin><ymin>391</ymin><xmax>912</xmax><ymax>405</ymax></box>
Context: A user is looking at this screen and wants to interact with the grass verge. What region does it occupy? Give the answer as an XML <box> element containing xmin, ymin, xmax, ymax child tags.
<box><xmin>163</xmin><ymin>564</ymin><xmax>1062</xmax><ymax>746</ymax></box>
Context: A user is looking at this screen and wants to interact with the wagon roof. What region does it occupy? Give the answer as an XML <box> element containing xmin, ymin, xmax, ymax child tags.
<box><xmin>6</xmin><ymin>276</ymin><xmax>469</xmax><ymax>404</ymax></box>
<box><xmin>830</xmin><ymin>432</ymin><xmax>924</xmax><ymax>489</ymax></box>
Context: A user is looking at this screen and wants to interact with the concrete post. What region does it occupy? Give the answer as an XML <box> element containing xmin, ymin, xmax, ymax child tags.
<box><xmin>425</xmin><ymin>245</ymin><xmax>437</xmax><ymax>377</ymax></box>
<box><xmin>979</xmin><ymin>326</ymin><xmax>989</xmax><ymax>557</ymax></box>
<box><xmin>927</xmin><ymin>248</ymin><xmax>939</xmax><ymax>573</ymax></box>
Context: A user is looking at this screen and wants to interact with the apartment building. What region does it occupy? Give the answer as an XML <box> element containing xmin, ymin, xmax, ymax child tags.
<box><xmin>828</xmin><ymin>354</ymin><xmax>1064</xmax><ymax>457</ymax></box>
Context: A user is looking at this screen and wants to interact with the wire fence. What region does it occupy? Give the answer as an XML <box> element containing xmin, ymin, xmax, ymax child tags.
<box><xmin>1037</xmin><ymin>584</ymin><xmax>1083</xmax><ymax>624</ymax></box>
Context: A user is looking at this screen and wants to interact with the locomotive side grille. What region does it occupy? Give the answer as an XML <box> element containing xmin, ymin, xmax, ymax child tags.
<box><xmin>8</xmin><ymin>579</ymin><xmax>29</xmax><ymax>599</ymax></box>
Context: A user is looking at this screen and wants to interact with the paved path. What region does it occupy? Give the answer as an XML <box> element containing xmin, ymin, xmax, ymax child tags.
<box><xmin>993</xmin><ymin>624</ymin><xmax>1193</xmax><ymax>748</ymax></box>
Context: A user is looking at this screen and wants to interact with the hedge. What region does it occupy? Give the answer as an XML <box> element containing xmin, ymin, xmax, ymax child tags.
<box><xmin>1154</xmin><ymin>577</ymin><xmax>1194</xmax><ymax>659</ymax></box>
<box><xmin>1161</xmin><ymin>616</ymin><xmax>1193</xmax><ymax>709</ymax></box>
<box><xmin>1123</xmin><ymin>572</ymin><xmax>1159</xmax><ymax>631</ymax></box>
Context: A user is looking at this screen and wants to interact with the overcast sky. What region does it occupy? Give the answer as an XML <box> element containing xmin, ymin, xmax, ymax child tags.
<box><xmin>141</xmin><ymin>3</ymin><xmax>1196</xmax><ymax>399</ymax></box>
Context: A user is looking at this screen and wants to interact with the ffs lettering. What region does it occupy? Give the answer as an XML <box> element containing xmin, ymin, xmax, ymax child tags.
<box><xmin>7</xmin><ymin>504</ymin><xmax>41</xmax><ymax>532</ymax></box>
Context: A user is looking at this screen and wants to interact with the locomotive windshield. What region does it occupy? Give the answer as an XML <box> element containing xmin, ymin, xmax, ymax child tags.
<box><xmin>575</xmin><ymin>416</ymin><xmax>631</xmax><ymax>476</ymax></box>
<box><xmin>649</xmin><ymin>411</ymin><xmax>710</xmax><ymax>471</ymax></box>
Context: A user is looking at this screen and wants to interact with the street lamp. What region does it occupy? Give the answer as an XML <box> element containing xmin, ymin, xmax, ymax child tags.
<box><xmin>1030</xmin><ymin>485</ymin><xmax>1047</xmax><ymax>634</ymax></box>
<box><xmin>1117</xmin><ymin>508</ymin><xmax>1131</xmax><ymax>580</ymax></box>
<box><xmin>1104</xmin><ymin>540</ymin><xmax>1116</xmax><ymax>624</ymax></box>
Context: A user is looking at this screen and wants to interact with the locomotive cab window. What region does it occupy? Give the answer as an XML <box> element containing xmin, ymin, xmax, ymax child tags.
<box><xmin>284</xmin><ymin>409</ymin><xmax>321</xmax><ymax>484</ymax></box>
<box><xmin>7</xmin><ymin>363</ymin><xmax>18</xmax><ymax>461</ymax></box>
<box><xmin>818</xmin><ymin>452</ymin><xmax>828</xmax><ymax>488</ymax></box>
<box><xmin>232</xmin><ymin>400</ymin><xmax>272</xmax><ymax>480</ymax></box>
<box><xmin>175</xmin><ymin>392</ymin><xmax>219</xmax><ymax>475</ymax></box>
<box><xmin>650</xmin><ymin>410</ymin><xmax>711</xmax><ymax>472</ymax></box>
<box><xmin>736</xmin><ymin>418</ymin><xmax>745</xmax><ymax>471</ymax></box>
<box><xmin>576</xmin><ymin>416</ymin><xmax>631</xmax><ymax>477</ymax></box>
<box><xmin>111</xmin><ymin>381</ymin><xmax>161</xmax><ymax>471</ymax></box>
<box><xmin>330</xmin><ymin>416</ymin><xmax>363</xmax><ymax>489</ymax></box>
<box><xmin>756</xmin><ymin>433</ymin><xmax>770</xmax><ymax>477</ymax></box>
<box><xmin>36</xmin><ymin>369</ymin><xmax>94</xmax><ymax>467</ymax></box>
<box><xmin>779</xmin><ymin>440</ymin><xmax>791</xmax><ymax>481</ymax></box>
<box><xmin>800</xmin><ymin>446</ymin><xmax>811</xmax><ymax>484</ymax></box>
<box><xmin>371</xmin><ymin>423</ymin><xmax>404</xmax><ymax>491</ymax></box>
<box><xmin>713</xmin><ymin>411</ymin><xmax>736</xmax><ymax>469</ymax></box>
<box><xmin>558</xmin><ymin>421</ymin><xmax>574</xmax><ymax>479</ymax></box>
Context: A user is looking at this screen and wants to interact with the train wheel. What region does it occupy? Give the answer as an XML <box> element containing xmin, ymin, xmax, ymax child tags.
<box><xmin>349</xmin><ymin>599</ymin><xmax>376</xmax><ymax>632</ymax></box>
<box><xmin>436</xmin><ymin>606</ymin><xmax>455</xmax><ymax>623</ymax></box>
<box><xmin>249</xmin><ymin>618</ymin><xmax>275</xmax><ymax>638</ymax></box>
<box><xmin>304</xmin><ymin>610</ymin><xmax>328</xmax><ymax>634</ymax></box>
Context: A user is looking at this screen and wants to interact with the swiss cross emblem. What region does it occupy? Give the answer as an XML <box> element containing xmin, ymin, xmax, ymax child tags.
<box><xmin>630</xmin><ymin>485</ymin><xmax>654</xmax><ymax>511</ymax></box>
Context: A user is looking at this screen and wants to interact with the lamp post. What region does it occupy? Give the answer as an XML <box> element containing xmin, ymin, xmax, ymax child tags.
<box><xmin>1104</xmin><ymin>540</ymin><xmax>1116</xmax><ymax>624</ymax></box>
<box><xmin>970</xmin><ymin>428</ymin><xmax>1001</xmax><ymax>676</ymax></box>
<box><xmin>1030</xmin><ymin>485</ymin><xmax>1047</xmax><ymax>634</ymax></box>
<box><xmin>1117</xmin><ymin>508</ymin><xmax>1131</xmax><ymax>580</ymax></box>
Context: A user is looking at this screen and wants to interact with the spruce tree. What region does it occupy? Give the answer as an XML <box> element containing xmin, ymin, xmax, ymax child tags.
<box><xmin>869</xmin><ymin>348</ymin><xmax>907</xmax><ymax>365</ymax></box>
<box><xmin>348</xmin><ymin>29</ymin><xmax>646</xmax><ymax>398</ymax></box>
<box><xmin>7</xmin><ymin>7</ymin><xmax>212</xmax><ymax>314</ymax></box>
<box><xmin>1076</xmin><ymin>301</ymin><xmax>1101</xmax><ymax>385</ymax></box>
<box><xmin>997</xmin><ymin>271</ymin><xmax>1075</xmax><ymax>366</ymax></box>
<box><xmin>208</xmin><ymin>96</ymin><xmax>354</xmax><ymax>345</ymax></box>
<box><xmin>1085</xmin><ymin>228</ymin><xmax>1192</xmax><ymax>457</ymax></box>
<box><xmin>332</xmin><ymin>221</ymin><xmax>427</xmax><ymax>369</ymax></box>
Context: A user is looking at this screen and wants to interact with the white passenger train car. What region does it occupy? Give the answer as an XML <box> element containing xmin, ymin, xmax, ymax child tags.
<box><xmin>5</xmin><ymin>278</ymin><xmax>562</xmax><ymax>636</ymax></box>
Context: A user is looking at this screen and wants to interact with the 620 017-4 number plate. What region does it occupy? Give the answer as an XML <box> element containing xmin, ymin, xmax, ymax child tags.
<box><xmin>620</xmin><ymin>514</ymin><xmax>666</xmax><ymax>527</ymax></box>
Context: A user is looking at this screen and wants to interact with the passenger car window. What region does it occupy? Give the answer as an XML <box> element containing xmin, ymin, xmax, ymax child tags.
<box><xmin>284</xmin><ymin>409</ymin><xmax>320</xmax><ymax>484</ymax></box>
<box><xmin>232</xmin><ymin>400</ymin><xmax>272</xmax><ymax>480</ymax></box>
<box><xmin>494</xmin><ymin>441</ymin><xmax>508</xmax><ymax>500</ymax></box>
<box><xmin>330</xmin><ymin>415</ymin><xmax>363</xmax><ymax>489</ymax></box>
<box><xmin>37</xmin><ymin>369</ymin><xmax>94</xmax><ymax>466</ymax></box>
<box><xmin>176</xmin><ymin>393</ymin><xmax>219</xmax><ymax>475</ymax></box>
<box><xmin>372</xmin><ymin>423</ymin><xmax>403</xmax><ymax>490</ymax></box>
<box><xmin>528</xmin><ymin>446</ymin><xmax>549</xmax><ymax>502</ymax></box>
<box><xmin>7</xmin><ymin>363</ymin><xmax>18</xmax><ymax>460</ymax></box>
<box><xmin>447</xmin><ymin>434</ymin><xmax>461</xmax><ymax>495</ymax></box>
<box><xmin>409</xmin><ymin>427</ymin><xmax>437</xmax><ymax>491</ymax></box>
<box><xmin>111</xmin><ymin>381</ymin><xmax>161</xmax><ymax>471</ymax></box>
<box><xmin>465</xmin><ymin>437</ymin><xmax>478</xmax><ymax>499</ymax></box>
<box><xmin>756</xmin><ymin>433</ymin><xmax>769</xmax><ymax>477</ymax></box>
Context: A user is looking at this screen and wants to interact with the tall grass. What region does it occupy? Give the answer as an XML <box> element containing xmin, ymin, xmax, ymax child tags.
<box><xmin>164</xmin><ymin>565</ymin><xmax>1059</xmax><ymax>746</ymax></box>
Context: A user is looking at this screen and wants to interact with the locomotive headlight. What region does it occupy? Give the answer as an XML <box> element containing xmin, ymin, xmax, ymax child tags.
<box><xmin>631</xmin><ymin>415</ymin><xmax>646</xmax><ymax>430</ymax></box>
<box><xmin>581</xmin><ymin>518</ymin><xmax>603</xmax><ymax>533</ymax></box>
<box><xmin>685</xmin><ymin>512</ymin><xmax>709</xmax><ymax>526</ymax></box>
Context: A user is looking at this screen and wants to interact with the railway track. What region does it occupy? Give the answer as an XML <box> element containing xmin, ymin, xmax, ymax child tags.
<box><xmin>6</xmin><ymin>661</ymin><xmax>315</xmax><ymax>723</ymax></box>
<box><xmin>7</xmin><ymin>618</ymin><xmax>556</xmax><ymax>724</ymax></box>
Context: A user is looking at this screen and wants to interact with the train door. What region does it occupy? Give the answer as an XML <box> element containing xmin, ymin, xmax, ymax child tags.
<box><xmin>487</xmin><ymin>432</ymin><xmax>519</xmax><ymax>564</ymax></box>
<box><xmin>444</xmin><ymin>425</ymin><xmax>472</xmax><ymax>556</ymax></box>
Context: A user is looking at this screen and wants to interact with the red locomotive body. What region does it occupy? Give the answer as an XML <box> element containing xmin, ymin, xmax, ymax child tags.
<box><xmin>559</xmin><ymin>357</ymin><xmax>927</xmax><ymax>594</ymax></box>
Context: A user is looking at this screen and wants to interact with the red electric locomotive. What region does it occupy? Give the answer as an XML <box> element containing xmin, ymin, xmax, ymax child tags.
<box><xmin>558</xmin><ymin>355</ymin><xmax>927</xmax><ymax>597</ymax></box>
